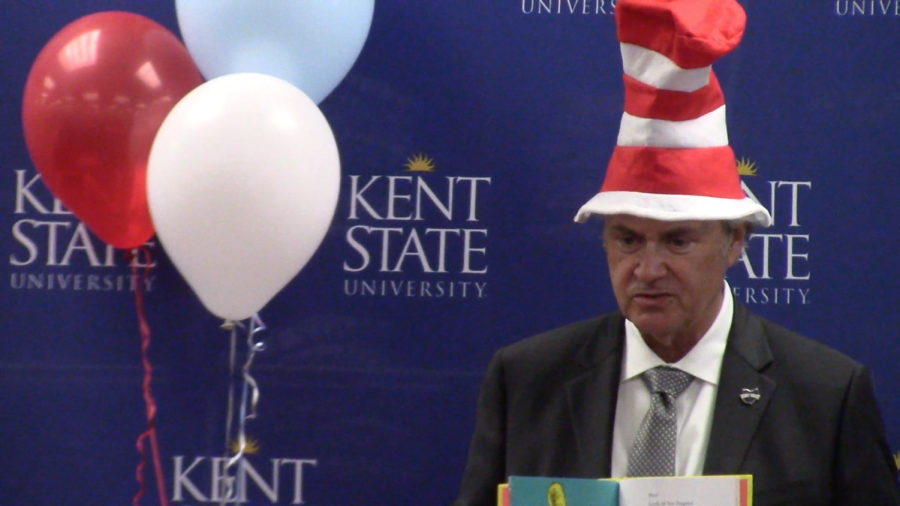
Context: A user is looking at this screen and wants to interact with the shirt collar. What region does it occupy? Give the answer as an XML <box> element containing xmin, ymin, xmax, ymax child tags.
<box><xmin>621</xmin><ymin>281</ymin><xmax>733</xmax><ymax>385</ymax></box>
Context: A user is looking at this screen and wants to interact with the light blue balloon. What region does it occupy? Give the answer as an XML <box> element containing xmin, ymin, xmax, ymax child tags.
<box><xmin>176</xmin><ymin>0</ymin><xmax>375</xmax><ymax>104</ymax></box>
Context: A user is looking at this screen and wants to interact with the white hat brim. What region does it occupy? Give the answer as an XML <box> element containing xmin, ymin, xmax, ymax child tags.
<box><xmin>575</xmin><ymin>191</ymin><xmax>772</xmax><ymax>227</ymax></box>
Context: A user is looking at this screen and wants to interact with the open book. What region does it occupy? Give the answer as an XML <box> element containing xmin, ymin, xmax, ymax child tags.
<box><xmin>499</xmin><ymin>475</ymin><xmax>752</xmax><ymax>506</ymax></box>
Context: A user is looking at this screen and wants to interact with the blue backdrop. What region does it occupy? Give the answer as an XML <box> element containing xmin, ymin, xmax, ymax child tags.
<box><xmin>1</xmin><ymin>1</ymin><xmax>897</xmax><ymax>505</ymax></box>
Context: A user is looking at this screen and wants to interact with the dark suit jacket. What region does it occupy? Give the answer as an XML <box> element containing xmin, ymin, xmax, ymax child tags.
<box><xmin>453</xmin><ymin>303</ymin><xmax>899</xmax><ymax>506</ymax></box>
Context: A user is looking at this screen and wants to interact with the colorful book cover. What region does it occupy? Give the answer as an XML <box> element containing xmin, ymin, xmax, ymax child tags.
<box><xmin>509</xmin><ymin>476</ymin><xmax>619</xmax><ymax>506</ymax></box>
<box><xmin>499</xmin><ymin>483</ymin><xmax>509</xmax><ymax>506</ymax></box>
<box><xmin>502</xmin><ymin>475</ymin><xmax>752</xmax><ymax>506</ymax></box>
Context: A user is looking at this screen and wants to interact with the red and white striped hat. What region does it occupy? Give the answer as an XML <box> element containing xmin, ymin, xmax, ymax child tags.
<box><xmin>575</xmin><ymin>0</ymin><xmax>772</xmax><ymax>227</ymax></box>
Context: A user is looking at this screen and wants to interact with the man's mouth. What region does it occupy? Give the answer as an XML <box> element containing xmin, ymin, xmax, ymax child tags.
<box><xmin>631</xmin><ymin>292</ymin><xmax>671</xmax><ymax>305</ymax></box>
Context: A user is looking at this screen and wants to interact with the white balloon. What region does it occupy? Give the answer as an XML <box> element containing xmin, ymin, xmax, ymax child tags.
<box><xmin>148</xmin><ymin>73</ymin><xmax>340</xmax><ymax>321</ymax></box>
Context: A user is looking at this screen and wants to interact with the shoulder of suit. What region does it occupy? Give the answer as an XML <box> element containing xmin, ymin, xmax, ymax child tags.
<box><xmin>496</xmin><ymin>313</ymin><xmax>620</xmax><ymax>368</ymax></box>
<box><xmin>746</xmin><ymin>310</ymin><xmax>865</xmax><ymax>380</ymax></box>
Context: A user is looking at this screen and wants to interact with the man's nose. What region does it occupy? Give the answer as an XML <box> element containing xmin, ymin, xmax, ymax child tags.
<box><xmin>634</xmin><ymin>244</ymin><xmax>667</xmax><ymax>282</ymax></box>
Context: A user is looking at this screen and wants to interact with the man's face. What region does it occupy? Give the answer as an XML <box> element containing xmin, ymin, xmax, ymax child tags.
<box><xmin>603</xmin><ymin>215</ymin><xmax>746</xmax><ymax>346</ymax></box>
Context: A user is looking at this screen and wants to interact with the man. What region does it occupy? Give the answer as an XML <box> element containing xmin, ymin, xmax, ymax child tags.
<box><xmin>452</xmin><ymin>0</ymin><xmax>899</xmax><ymax>505</ymax></box>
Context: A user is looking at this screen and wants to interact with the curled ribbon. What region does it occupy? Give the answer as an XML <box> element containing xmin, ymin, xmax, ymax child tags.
<box><xmin>129</xmin><ymin>247</ymin><xmax>168</xmax><ymax>506</ymax></box>
<box><xmin>219</xmin><ymin>313</ymin><xmax>266</xmax><ymax>504</ymax></box>
<box><xmin>218</xmin><ymin>320</ymin><xmax>238</xmax><ymax>504</ymax></box>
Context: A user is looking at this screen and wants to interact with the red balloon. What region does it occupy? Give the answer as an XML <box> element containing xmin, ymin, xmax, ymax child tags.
<box><xmin>22</xmin><ymin>12</ymin><xmax>203</xmax><ymax>249</ymax></box>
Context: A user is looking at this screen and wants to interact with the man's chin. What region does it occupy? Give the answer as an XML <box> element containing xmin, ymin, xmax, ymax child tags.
<box><xmin>627</xmin><ymin>312</ymin><xmax>678</xmax><ymax>339</ymax></box>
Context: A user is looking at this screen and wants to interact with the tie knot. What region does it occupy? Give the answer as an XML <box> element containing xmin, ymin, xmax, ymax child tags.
<box><xmin>643</xmin><ymin>366</ymin><xmax>693</xmax><ymax>398</ymax></box>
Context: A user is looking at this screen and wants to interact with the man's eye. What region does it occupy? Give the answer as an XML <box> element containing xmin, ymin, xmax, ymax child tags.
<box><xmin>617</xmin><ymin>236</ymin><xmax>640</xmax><ymax>250</ymax></box>
<box><xmin>668</xmin><ymin>238</ymin><xmax>692</xmax><ymax>251</ymax></box>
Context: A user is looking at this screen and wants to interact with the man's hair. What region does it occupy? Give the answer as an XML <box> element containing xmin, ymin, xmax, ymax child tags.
<box><xmin>721</xmin><ymin>220</ymin><xmax>753</xmax><ymax>258</ymax></box>
<box><xmin>721</xmin><ymin>219</ymin><xmax>754</xmax><ymax>236</ymax></box>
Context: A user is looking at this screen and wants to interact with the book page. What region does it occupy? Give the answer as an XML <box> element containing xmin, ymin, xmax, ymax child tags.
<box><xmin>618</xmin><ymin>475</ymin><xmax>750</xmax><ymax>506</ymax></box>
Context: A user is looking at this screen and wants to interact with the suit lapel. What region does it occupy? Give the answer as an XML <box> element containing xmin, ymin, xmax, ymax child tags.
<box><xmin>564</xmin><ymin>314</ymin><xmax>624</xmax><ymax>478</ymax></box>
<box><xmin>704</xmin><ymin>303</ymin><xmax>776</xmax><ymax>475</ymax></box>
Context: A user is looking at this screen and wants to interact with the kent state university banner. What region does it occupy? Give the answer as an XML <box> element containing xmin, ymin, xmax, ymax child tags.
<box><xmin>0</xmin><ymin>1</ymin><xmax>897</xmax><ymax>505</ymax></box>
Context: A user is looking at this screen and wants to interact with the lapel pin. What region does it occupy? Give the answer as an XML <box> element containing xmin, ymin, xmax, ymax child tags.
<box><xmin>740</xmin><ymin>388</ymin><xmax>761</xmax><ymax>405</ymax></box>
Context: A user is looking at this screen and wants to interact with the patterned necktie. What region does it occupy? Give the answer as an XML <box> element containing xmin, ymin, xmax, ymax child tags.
<box><xmin>626</xmin><ymin>366</ymin><xmax>694</xmax><ymax>477</ymax></box>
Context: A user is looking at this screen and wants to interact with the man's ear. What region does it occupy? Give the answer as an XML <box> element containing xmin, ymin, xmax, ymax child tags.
<box><xmin>726</xmin><ymin>223</ymin><xmax>749</xmax><ymax>267</ymax></box>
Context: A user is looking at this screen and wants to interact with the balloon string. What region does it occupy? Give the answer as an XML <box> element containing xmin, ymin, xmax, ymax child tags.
<box><xmin>130</xmin><ymin>247</ymin><xmax>169</xmax><ymax>506</ymax></box>
<box><xmin>219</xmin><ymin>321</ymin><xmax>239</xmax><ymax>506</ymax></box>
<box><xmin>224</xmin><ymin>314</ymin><xmax>266</xmax><ymax>484</ymax></box>
<box><xmin>133</xmin><ymin>432</ymin><xmax>148</xmax><ymax>506</ymax></box>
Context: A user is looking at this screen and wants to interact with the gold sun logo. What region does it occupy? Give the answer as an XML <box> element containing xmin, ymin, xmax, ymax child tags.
<box><xmin>736</xmin><ymin>157</ymin><xmax>758</xmax><ymax>176</ymax></box>
<box><xmin>229</xmin><ymin>437</ymin><xmax>260</xmax><ymax>455</ymax></box>
<box><xmin>404</xmin><ymin>153</ymin><xmax>435</xmax><ymax>172</ymax></box>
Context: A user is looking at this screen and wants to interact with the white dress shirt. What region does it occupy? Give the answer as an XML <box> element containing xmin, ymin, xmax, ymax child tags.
<box><xmin>610</xmin><ymin>282</ymin><xmax>733</xmax><ymax>477</ymax></box>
